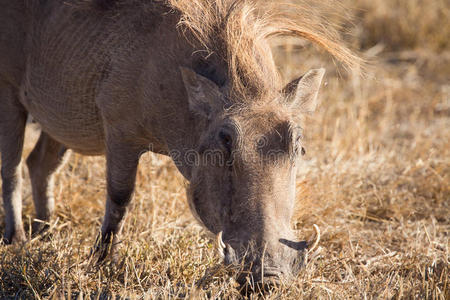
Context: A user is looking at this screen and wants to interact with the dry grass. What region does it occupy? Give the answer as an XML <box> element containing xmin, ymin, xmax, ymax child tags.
<box><xmin>1</xmin><ymin>0</ymin><xmax>449</xmax><ymax>298</ymax></box>
<box><xmin>345</xmin><ymin>0</ymin><xmax>450</xmax><ymax>52</ymax></box>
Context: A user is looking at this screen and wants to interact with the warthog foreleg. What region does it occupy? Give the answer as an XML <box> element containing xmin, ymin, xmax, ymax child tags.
<box><xmin>94</xmin><ymin>137</ymin><xmax>140</xmax><ymax>261</ymax></box>
<box><xmin>0</xmin><ymin>84</ymin><xmax>27</xmax><ymax>244</ymax></box>
<box><xmin>26</xmin><ymin>131</ymin><xmax>67</xmax><ymax>235</ymax></box>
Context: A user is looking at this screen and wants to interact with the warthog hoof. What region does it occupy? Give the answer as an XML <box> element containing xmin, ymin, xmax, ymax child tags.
<box><xmin>31</xmin><ymin>219</ymin><xmax>51</xmax><ymax>237</ymax></box>
<box><xmin>3</xmin><ymin>227</ymin><xmax>27</xmax><ymax>245</ymax></box>
<box><xmin>90</xmin><ymin>233</ymin><xmax>119</xmax><ymax>264</ymax></box>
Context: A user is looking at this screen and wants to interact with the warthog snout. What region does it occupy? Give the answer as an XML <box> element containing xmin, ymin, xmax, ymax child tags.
<box><xmin>216</xmin><ymin>231</ymin><xmax>308</xmax><ymax>286</ymax></box>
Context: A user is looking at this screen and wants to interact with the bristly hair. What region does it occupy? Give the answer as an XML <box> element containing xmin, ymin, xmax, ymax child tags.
<box><xmin>88</xmin><ymin>0</ymin><xmax>362</xmax><ymax>101</ymax></box>
<box><xmin>169</xmin><ymin>0</ymin><xmax>362</xmax><ymax>101</ymax></box>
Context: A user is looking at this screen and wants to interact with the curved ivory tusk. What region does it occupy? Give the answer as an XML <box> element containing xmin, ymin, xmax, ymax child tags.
<box><xmin>216</xmin><ymin>231</ymin><xmax>226</xmax><ymax>259</ymax></box>
<box><xmin>308</xmin><ymin>224</ymin><xmax>321</xmax><ymax>253</ymax></box>
<box><xmin>217</xmin><ymin>231</ymin><xmax>226</xmax><ymax>249</ymax></box>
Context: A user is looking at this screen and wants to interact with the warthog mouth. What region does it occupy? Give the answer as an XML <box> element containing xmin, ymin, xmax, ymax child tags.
<box><xmin>214</xmin><ymin>225</ymin><xmax>321</xmax><ymax>291</ymax></box>
<box><xmin>236</xmin><ymin>267</ymin><xmax>286</xmax><ymax>295</ymax></box>
<box><xmin>215</xmin><ymin>233</ymin><xmax>304</xmax><ymax>285</ymax></box>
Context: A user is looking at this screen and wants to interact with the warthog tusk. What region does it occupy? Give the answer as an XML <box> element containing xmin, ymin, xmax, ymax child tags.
<box><xmin>217</xmin><ymin>231</ymin><xmax>226</xmax><ymax>249</ymax></box>
<box><xmin>216</xmin><ymin>231</ymin><xmax>226</xmax><ymax>259</ymax></box>
<box><xmin>308</xmin><ymin>224</ymin><xmax>321</xmax><ymax>253</ymax></box>
<box><xmin>304</xmin><ymin>224</ymin><xmax>321</xmax><ymax>265</ymax></box>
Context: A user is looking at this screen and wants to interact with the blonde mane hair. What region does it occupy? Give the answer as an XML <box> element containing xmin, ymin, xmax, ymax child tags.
<box><xmin>89</xmin><ymin>0</ymin><xmax>360</xmax><ymax>100</ymax></box>
<box><xmin>169</xmin><ymin>0</ymin><xmax>361</xmax><ymax>100</ymax></box>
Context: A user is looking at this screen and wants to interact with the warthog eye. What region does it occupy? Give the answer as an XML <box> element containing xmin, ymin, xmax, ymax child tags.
<box><xmin>218</xmin><ymin>130</ymin><xmax>232</xmax><ymax>153</ymax></box>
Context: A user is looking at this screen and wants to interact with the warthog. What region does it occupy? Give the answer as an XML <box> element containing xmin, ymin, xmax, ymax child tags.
<box><xmin>0</xmin><ymin>0</ymin><xmax>357</xmax><ymax>286</ymax></box>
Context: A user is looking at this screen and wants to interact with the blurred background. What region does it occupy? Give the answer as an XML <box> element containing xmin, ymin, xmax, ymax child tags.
<box><xmin>0</xmin><ymin>0</ymin><xmax>448</xmax><ymax>298</ymax></box>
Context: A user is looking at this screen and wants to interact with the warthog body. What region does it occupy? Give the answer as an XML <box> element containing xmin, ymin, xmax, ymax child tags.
<box><xmin>0</xmin><ymin>0</ymin><xmax>357</xmax><ymax>285</ymax></box>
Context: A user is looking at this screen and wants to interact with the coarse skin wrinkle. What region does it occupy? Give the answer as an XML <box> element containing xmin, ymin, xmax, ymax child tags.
<box><xmin>13</xmin><ymin>1</ymin><xmax>194</xmax><ymax>156</ymax></box>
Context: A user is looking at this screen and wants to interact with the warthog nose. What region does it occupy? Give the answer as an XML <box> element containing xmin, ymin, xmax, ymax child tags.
<box><xmin>238</xmin><ymin>269</ymin><xmax>282</xmax><ymax>295</ymax></box>
<box><xmin>262</xmin><ymin>267</ymin><xmax>282</xmax><ymax>279</ymax></box>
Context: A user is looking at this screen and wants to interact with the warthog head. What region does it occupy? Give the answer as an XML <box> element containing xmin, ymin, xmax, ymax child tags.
<box><xmin>180</xmin><ymin>67</ymin><xmax>325</xmax><ymax>286</ymax></box>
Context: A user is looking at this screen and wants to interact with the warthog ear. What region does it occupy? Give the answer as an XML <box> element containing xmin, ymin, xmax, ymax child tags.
<box><xmin>283</xmin><ymin>68</ymin><xmax>325</xmax><ymax>113</ymax></box>
<box><xmin>180</xmin><ymin>67</ymin><xmax>224</xmax><ymax>119</ymax></box>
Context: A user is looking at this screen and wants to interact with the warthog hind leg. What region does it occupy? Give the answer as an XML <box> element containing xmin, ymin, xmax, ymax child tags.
<box><xmin>0</xmin><ymin>84</ymin><xmax>27</xmax><ymax>244</ymax></box>
<box><xmin>26</xmin><ymin>131</ymin><xmax>67</xmax><ymax>235</ymax></box>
